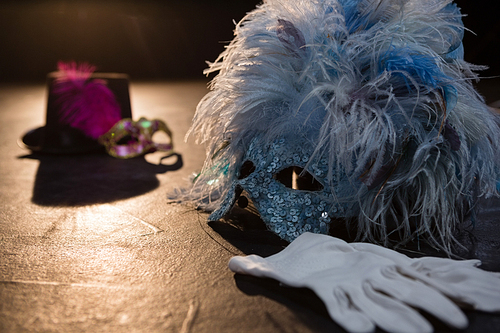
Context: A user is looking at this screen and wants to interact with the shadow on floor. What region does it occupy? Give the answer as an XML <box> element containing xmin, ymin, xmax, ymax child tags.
<box><xmin>19</xmin><ymin>152</ymin><xmax>182</xmax><ymax>206</ymax></box>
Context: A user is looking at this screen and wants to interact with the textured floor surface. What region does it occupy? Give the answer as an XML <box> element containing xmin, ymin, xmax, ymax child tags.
<box><xmin>1</xmin><ymin>81</ymin><xmax>499</xmax><ymax>332</ymax></box>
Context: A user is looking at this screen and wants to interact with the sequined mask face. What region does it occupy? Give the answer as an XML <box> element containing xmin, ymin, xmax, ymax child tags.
<box><xmin>209</xmin><ymin>135</ymin><xmax>358</xmax><ymax>242</ymax></box>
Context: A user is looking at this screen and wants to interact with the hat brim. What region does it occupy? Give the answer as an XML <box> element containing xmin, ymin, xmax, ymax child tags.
<box><xmin>19</xmin><ymin>126</ymin><xmax>104</xmax><ymax>155</ymax></box>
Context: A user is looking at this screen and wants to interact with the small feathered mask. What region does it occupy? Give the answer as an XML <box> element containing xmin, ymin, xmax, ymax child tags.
<box><xmin>186</xmin><ymin>0</ymin><xmax>500</xmax><ymax>252</ymax></box>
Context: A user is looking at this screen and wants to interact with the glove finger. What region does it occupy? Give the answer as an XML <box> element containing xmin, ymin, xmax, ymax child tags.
<box><xmin>426</xmin><ymin>266</ymin><xmax>500</xmax><ymax>311</ymax></box>
<box><xmin>350</xmin><ymin>283</ymin><xmax>433</xmax><ymax>333</ymax></box>
<box><xmin>370</xmin><ymin>268</ymin><xmax>468</xmax><ymax>329</ymax></box>
<box><xmin>229</xmin><ymin>255</ymin><xmax>278</xmax><ymax>278</ymax></box>
<box><xmin>412</xmin><ymin>257</ymin><xmax>482</xmax><ymax>272</ymax></box>
<box><xmin>316</xmin><ymin>287</ymin><xmax>375</xmax><ymax>333</ymax></box>
<box><xmin>401</xmin><ymin>264</ymin><xmax>500</xmax><ymax>312</ymax></box>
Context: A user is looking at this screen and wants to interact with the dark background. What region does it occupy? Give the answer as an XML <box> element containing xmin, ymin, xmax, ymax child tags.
<box><xmin>0</xmin><ymin>0</ymin><xmax>498</xmax><ymax>83</ymax></box>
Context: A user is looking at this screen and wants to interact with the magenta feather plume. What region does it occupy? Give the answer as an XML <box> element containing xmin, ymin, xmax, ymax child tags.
<box><xmin>53</xmin><ymin>61</ymin><xmax>122</xmax><ymax>139</ymax></box>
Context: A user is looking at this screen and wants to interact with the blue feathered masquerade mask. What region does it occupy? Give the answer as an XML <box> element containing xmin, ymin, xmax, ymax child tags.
<box><xmin>185</xmin><ymin>0</ymin><xmax>500</xmax><ymax>252</ymax></box>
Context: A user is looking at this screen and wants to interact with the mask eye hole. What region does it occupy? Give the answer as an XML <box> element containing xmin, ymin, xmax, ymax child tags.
<box><xmin>116</xmin><ymin>134</ymin><xmax>136</xmax><ymax>145</ymax></box>
<box><xmin>274</xmin><ymin>166</ymin><xmax>324</xmax><ymax>191</ymax></box>
<box><xmin>238</xmin><ymin>160</ymin><xmax>256</xmax><ymax>179</ymax></box>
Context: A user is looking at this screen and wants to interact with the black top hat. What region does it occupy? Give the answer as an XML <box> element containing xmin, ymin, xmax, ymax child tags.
<box><xmin>19</xmin><ymin>71</ymin><xmax>132</xmax><ymax>154</ymax></box>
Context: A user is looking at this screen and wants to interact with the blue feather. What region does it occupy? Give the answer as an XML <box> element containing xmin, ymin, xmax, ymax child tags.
<box><xmin>380</xmin><ymin>49</ymin><xmax>448</xmax><ymax>91</ymax></box>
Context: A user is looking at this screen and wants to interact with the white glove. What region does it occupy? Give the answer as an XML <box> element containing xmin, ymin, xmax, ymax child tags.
<box><xmin>229</xmin><ymin>232</ymin><xmax>500</xmax><ymax>333</ymax></box>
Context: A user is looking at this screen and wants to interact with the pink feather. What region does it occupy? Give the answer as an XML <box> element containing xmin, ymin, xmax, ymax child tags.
<box><xmin>53</xmin><ymin>61</ymin><xmax>122</xmax><ymax>139</ymax></box>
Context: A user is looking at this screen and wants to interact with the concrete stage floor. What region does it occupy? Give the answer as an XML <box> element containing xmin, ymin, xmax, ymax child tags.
<box><xmin>1</xmin><ymin>81</ymin><xmax>500</xmax><ymax>332</ymax></box>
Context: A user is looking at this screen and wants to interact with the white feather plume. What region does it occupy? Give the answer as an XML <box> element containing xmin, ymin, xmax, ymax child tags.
<box><xmin>184</xmin><ymin>0</ymin><xmax>500</xmax><ymax>253</ymax></box>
